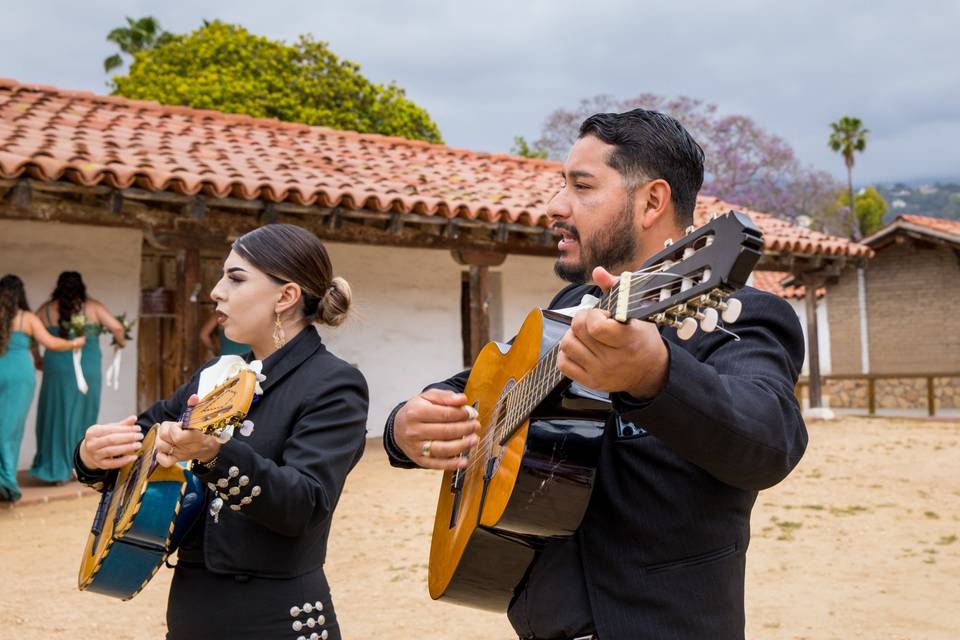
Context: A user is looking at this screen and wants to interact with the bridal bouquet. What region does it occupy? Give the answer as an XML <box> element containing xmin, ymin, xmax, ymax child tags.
<box><xmin>62</xmin><ymin>313</ymin><xmax>89</xmax><ymax>394</ymax></box>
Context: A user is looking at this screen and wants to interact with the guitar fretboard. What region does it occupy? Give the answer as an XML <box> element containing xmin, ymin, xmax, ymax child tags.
<box><xmin>492</xmin><ymin>289</ymin><xmax>619</xmax><ymax>445</ymax></box>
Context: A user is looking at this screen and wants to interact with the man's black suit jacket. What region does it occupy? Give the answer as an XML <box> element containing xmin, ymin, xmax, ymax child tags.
<box><xmin>385</xmin><ymin>284</ymin><xmax>808</xmax><ymax>639</ymax></box>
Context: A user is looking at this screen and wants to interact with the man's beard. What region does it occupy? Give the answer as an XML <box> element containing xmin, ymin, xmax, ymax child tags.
<box><xmin>553</xmin><ymin>200</ymin><xmax>638</xmax><ymax>284</ymax></box>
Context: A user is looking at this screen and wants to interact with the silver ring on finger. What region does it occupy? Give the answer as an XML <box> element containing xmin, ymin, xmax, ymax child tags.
<box><xmin>421</xmin><ymin>440</ymin><xmax>432</xmax><ymax>458</ymax></box>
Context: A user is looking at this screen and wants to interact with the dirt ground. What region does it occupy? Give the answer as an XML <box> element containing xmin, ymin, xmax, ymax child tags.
<box><xmin>1</xmin><ymin>416</ymin><xmax>958</xmax><ymax>639</ymax></box>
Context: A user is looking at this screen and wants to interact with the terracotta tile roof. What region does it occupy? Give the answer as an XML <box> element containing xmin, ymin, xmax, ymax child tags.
<box><xmin>897</xmin><ymin>214</ymin><xmax>960</xmax><ymax>238</ymax></box>
<box><xmin>0</xmin><ymin>78</ymin><xmax>556</xmax><ymax>225</ymax></box>
<box><xmin>0</xmin><ymin>79</ymin><xmax>871</xmax><ymax>259</ymax></box>
<box><xmin>695</xmin><ymin>197</ymin><xmax>872</xmax><ymax>258</ymax></box>
<box><xmin>751</xmin><ymin>270</ymin><xmax>823</xmax><ymax>300</ymax></box>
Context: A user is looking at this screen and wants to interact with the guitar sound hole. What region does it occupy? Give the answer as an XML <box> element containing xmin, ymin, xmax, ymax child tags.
<box><xmin>486</xmin><ymin>379</ymin><xmax>517</xmax><ymax>478</ymax></box>
<box><xmin>117</xmin><ymin>449</ymin><xmax>147</xmax><ymax>520</ymax></box>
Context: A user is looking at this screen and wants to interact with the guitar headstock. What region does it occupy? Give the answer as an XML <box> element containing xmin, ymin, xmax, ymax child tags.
<box><xmin>184</xmin><ymin>369</ymin><xmax>257</xmax><ymax>436</ymax></box>
<box><xmin>610</xmin><ymin>210</ymin><xmax>763</xmax><ymax>340</ymax></box>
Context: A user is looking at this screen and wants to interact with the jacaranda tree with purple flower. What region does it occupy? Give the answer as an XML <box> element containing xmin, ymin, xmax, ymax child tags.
<box><xmin>529</xmin><ymin>94</ymin><xmax>847</xmax><ymax>234</ymax></box>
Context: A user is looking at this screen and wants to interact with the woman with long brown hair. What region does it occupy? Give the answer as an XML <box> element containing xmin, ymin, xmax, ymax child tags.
<box><xmin>0</xmin><ymin>275</ymin><xmax>84</xmax><ymax>501</ymax></box>
<box><xmin>75</xmin><ymin>224</ymin><xmax>368</xmax><ymax>639</ymax></box>
<box><xmin>31</xmin><ymin>271</ymin><xmax>127</xmax><ymax>483</ymax></box>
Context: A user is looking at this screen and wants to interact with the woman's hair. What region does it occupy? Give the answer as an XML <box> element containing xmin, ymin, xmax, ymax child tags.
<box><xmin>232</xmin><ymin>224</ymin><xmax>351</xmax><ymax>327</ymax></box>
<box><xmin>51</xmin><ymin>271</ymin><xmax>87</xmax><ymax>337</ymax></box>
<box><xmin>0</xmin><ymin>274</ymin><xmax>30</xmax><ymax>355</ymax></box>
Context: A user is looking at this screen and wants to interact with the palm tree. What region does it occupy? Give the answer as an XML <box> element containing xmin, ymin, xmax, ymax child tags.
<box><xmin>104</xmin><ymin>16</ymin><xmax>175</xmax><ymax>73</ymax></box>
<box><xmin>828</xmin><ymin>116</ymin><xmax>869</xmax><ymax>238</ymax></box>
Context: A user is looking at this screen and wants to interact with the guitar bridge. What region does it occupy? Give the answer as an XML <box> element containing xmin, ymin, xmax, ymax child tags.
<box><xmin>90</xmin><ymin>489</ymin><xmax>113</xmax><ymax>537</ymax></box>
<box><xmin>448</xmin><ymin>466</ymin><xmax>465</xmax><ymax>529</ymax></box>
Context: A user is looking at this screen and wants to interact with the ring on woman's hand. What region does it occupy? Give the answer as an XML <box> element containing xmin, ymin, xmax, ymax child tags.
<box><xmin>421</xmin><ymin>440</ymin><xmax>432</xmax><ymax>458</ymax></box>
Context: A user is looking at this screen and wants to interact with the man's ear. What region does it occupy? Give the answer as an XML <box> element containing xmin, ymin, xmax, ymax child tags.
<box><xmin>275</xmin><ymin>282</ymin><xmax>303</xmax><ymax>316</ymax></box>
<box><xmin>638</xmin><ymin>178</ymin><xmax>673</xmax><ymax>231</ymax></box>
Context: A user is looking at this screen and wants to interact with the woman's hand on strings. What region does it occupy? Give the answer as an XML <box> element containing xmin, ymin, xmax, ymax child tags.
<box><xmin>155</xmin><ymin>394</ymin><xmax>221</xmax><ymax>468</ymax></box>
<box><xmin>79</xmin><ymin>416</ymin><xmax>143</xmax><ymax>470</ymax></box>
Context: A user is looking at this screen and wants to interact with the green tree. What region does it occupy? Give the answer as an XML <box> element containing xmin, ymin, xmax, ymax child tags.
<box><xmin>511</xmin><ymin>135</ymin><xmax>547</xmax><ymax>159</ymax></box>
<box><xmin>828</xmin><ymin>116</ymin><xmax>869</xmax><ymax>238</ymax></box>
<box><xmin>838</xmin><ymin>186</ymin><xmax>887</xmax><ymax>237</ymax></box>
<box><xmin>112</xmin><ymin>21</ymin><xmax>443</xmax><ymax>143</ymax></box>
<box><xmin>104</xmin><ymin>16</ymin><xmax>175</xmax><ymax>73</ymax></box>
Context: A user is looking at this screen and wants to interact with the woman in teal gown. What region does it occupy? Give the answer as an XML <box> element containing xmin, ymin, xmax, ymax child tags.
<box><xmin>30</xmin><ymin>272</ymin><xmax>126</xmax><ymax>484</ymax></box>
<box><xmin>0</xmin><ymin>275</ymin><xmax>84</xmax><ymax>501</ymax></box>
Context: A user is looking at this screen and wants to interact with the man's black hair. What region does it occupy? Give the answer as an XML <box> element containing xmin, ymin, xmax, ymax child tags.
<box><xmin>579</xmin><ymin>109</ymin><xmax>704</xmax><ymax>227</ymax></box>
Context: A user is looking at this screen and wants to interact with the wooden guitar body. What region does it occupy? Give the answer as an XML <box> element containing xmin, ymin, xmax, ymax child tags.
<box><xmin>429</xmin><ymin>309</ymin><xmax>608</xmax><ymax>611</ymax></box>
<box><xmin>78</xmin><ymin>425</ymin><xmax>205</xmax><ymax>599</ymax></box>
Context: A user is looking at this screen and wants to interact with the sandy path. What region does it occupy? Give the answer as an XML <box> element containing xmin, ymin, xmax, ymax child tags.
<box><xmin>1</xmin><ymin>416</ymin><xmax>958</xmax><ymax>639</ymax></box>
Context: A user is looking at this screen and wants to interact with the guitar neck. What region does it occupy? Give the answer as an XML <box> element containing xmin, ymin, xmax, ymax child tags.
<box><xmin>493</xmin><ymin>292</ymin><xmax>619</xmax><ymax>445</ymax></box>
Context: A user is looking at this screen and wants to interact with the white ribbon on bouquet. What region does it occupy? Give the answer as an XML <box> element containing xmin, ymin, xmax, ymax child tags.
<box><xmin>72</xmin><ymin>346</ymin><xmax>89</xmax><ymax>395</ymax></box>
<box><xmin>104</xmin><ymin>346</ymin><xmax>123</xmax><ymax>391</ymax></box>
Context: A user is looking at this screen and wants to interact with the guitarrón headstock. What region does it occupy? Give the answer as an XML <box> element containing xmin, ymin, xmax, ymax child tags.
<box><xmin>610</xmin><ymin>210</ymin><xmax>763</xmax><ymax>340</ymax></box>
<box><xmin>184</xmin><ymin>370</ymin><xmax>257</xmax><ymax>436</ymax></box>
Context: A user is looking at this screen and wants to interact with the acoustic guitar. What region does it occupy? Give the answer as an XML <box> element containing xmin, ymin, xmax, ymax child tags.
<box><xmin>428</xmin><ymin>211</ymin><xmax>764</xmax><ymax>611</ymax></box>
<box><xmin>78</xmin><ymin>369</ymin><xmax>257</xmax><ymax>600</ymax></box>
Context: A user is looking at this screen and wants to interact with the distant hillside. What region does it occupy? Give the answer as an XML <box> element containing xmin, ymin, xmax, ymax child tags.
<box><xmin>874</xmin><ymin>182</ymin><xmax>960</xmax><ymax>222</ymax></box>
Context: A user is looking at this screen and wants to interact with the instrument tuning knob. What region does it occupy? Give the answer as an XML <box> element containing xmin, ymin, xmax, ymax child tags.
<box><xmin>721</xmin><ymin>298</ymin><xmax>742</xmax><ymax>323</ymax></box>
<box><xmin>676</xmin><ymin>317</ymin><xmax>698</xmax><ymax>340</ymax></box>
<box><xmin>699</xmin><ymin>307</ymin><xmax>719</xmax><ymax>333</ymax></box>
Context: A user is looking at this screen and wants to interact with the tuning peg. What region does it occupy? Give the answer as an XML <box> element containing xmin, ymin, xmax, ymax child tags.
<box><xmin>685</xmin><ymin>225</ymin><xmax>696</xmax><ymax>235</ymax></box>
<box><xmin>676</xmin><ymin>317</ymin><xmax>698</xmax><ymax>340</ymax></box>
<box><xmin>721</xmin><ymin>298</ymin><xmax>742</xmax><ymax>323</ymax></box>
<box><xmin>663</xmin><ymin>238</ymin><xmax>674</xmax><ymax>247</ymax></box>
<box><xmin>698</xmin><ymin>307</ymin><xmax>719</xmax><ymax>332</ymax></box>
<box><xmin>653</xmin><ymin>313</ymin><xmax>698</xmax><ymax>340</ymax></box>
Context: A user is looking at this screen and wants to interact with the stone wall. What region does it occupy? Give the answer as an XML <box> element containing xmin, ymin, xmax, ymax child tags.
<box><xmin>799</xmin><ymin>377</ymin><xmax>960</xmax><ymax>410</ymax></box>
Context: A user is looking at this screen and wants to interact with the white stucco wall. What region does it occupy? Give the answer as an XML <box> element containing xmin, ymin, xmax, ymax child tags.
<box><xmin>0</xmin><ymin>220</ymin><xmax>142</xmax><ymax>469</ymax></box>
<box><xmin>788</xmin><ymin>296</ymin><xmax>832</xmax><ymax>376</ymax></box>
<box><xmin>317</xmin><ymin>243</ymin><xmax>561</xmax><ymax>437</ymax></box>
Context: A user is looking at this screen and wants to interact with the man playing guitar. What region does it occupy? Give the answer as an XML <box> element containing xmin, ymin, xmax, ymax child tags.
<box><xmin>384</xmin><ymin>109</ymin><xmax>808</xmax><ymax>639</ymax></box>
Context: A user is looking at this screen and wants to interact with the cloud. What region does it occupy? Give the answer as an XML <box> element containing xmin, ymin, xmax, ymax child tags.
<box><xmin>1</xmin><ymin>0</ymin><xmax>957</xmax><ymax>183</ymax></box>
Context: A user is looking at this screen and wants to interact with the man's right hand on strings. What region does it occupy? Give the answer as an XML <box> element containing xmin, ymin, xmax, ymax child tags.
<box><xmin>393</xmin><ymin>388</ymin><xmax>480</xmax><ymax>470</ymax></box>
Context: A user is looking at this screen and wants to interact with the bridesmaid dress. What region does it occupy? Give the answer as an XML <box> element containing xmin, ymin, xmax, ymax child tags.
<box><xmin>30</xmin><ymin>308</ymin><xmax>101</xmax><ymax>483</ymax></box>
<box><xmin>0</xmin><ymin>316</ymin><xmax>36</xmax><ymax>501</ymax></box>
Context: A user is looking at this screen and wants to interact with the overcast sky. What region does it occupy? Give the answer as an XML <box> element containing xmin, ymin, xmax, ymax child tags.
<box><xmin>2</xmin><ymin>0</ymin><xmax>958</xmax><ymax>185</ymax></box>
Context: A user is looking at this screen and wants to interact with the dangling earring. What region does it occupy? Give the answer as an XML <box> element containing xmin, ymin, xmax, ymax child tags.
<box><xmin>273</xmin><ymin>312</ymin><xmax>286</xmax><ymax>349</ymax></box>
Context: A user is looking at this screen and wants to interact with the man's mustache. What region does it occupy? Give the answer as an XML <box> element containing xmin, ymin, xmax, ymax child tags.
<box><xmin>551</xmin><ymin>222</ymin><xmax>580</xmax><ymax>241</ymax></box>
